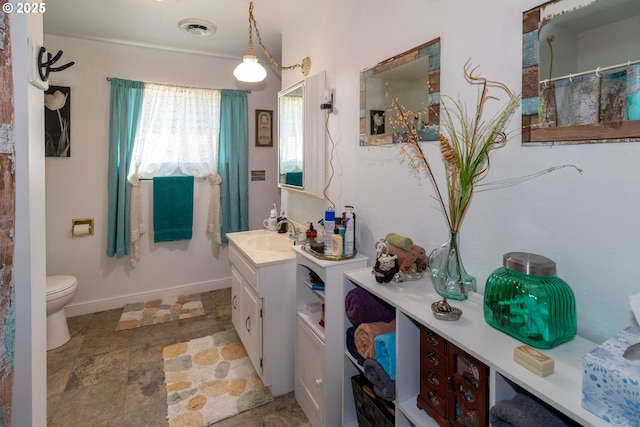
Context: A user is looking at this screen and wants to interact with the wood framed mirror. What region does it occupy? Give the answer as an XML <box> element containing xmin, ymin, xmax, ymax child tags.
<box><xmin>359</xmin><ymin>38</ymin><xmax>441</xmax><ymax>146</ymax></box>
<box><xmin>522</xmin><ymin>0</ymin><xmax>640</xmax><ymax>145</ymax></box>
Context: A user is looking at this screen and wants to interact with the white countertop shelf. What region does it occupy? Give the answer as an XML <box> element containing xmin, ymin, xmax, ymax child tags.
<box><xmin>344</xmin><ymin>267</ymin><xmax>607</xmax><ymax>427</ymax></box>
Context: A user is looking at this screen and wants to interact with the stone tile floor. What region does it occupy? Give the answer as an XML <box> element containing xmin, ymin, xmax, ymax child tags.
<box><xmin>47</xmin><ymin>288</ymin><xmax>310</xmax><ymax>427</ymax></box>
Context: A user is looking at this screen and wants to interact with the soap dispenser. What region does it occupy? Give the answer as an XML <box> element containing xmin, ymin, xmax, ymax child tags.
<box><xmin>306</xmin><ymin>222</ymin><xmax>317</xmax><ymax>242</ymax></box>
<box><xmin>277</xmin><ymin>208</ymin><xmax>288</xmax><ymax>234</ymax></box>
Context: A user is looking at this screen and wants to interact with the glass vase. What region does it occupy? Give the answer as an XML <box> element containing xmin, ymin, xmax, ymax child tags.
<box><xmin>428</xmin><ymin>231</ymin><xmax>476</xmax><ymax>301</ymax></box>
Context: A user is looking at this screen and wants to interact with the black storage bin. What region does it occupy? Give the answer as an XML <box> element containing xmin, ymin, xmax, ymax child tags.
<box><xmin>351</xmin><ymin>374</ymin><xmax>394</xmax><ymax>427</ymax></box>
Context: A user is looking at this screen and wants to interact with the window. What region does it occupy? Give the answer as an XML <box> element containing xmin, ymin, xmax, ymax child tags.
<box><xmin>129</xmin><ymin>83</ymin><xmax>221</xmax><ymax>179</ymax></box>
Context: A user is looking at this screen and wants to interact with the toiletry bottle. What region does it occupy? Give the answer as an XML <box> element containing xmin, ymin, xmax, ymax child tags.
<box><xmin>306</xmin><ymin>222</ymin><xmax>317</xmax><ymax>242</ymax></box>
<box><xmin>277</xmin><ymin>209</ymin><xmax>288</xmax><ymax>234</ymax></box>
<box><xmin>323</xmin><ymin>209</ymin><xmax>335</xmax><ymax>256</ymax></box>
<box><xmin>331</xmin><ymin>228</ymin><xmax>343</xmax><ymax>258</ymax></box>
<box><xmin>344</xmin><ymin>205</ymin><xmax>355</xmax><ymax>256</ymax></box>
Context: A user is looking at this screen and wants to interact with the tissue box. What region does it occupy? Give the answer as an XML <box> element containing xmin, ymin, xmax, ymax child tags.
<box><xmin>582</xmin><ymin>326</ymin><xmax>640</xmax><ymax>426</ymax></box>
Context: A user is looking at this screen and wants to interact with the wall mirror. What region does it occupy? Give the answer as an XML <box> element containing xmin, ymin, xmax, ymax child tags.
<box><xmin>278</xmin><ymin>81</ymin><xmax>304</xmax><ymax>189</ymax></box>
<box><xmin>277</xmin><ymin>71</ymin><xmax>326</xmax><ymax>198</ymax></box>
<box><xmin>522</xmin><ymin>0</ymin><xmax>640</xmax><ymax>145</ymax></box>
<box><xmin>359</xmin><ymin>38</ymin><xmax>441</xmax><ymax>146</ymax></box>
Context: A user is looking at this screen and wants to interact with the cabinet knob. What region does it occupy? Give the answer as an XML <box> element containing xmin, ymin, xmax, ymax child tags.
<box><xmin>427</xmin><ymin>371</ymin><xmax>439</xmax><ymax>385</ymax></box>
<box><xmin>426</xmin><ymin>332</ymin><xmax>439</xmax><ymax>346</ymax></box>
<box><xmin>427</xmin><ymin>351</ymin><xmax>439</xmax><ymax>365</ymax></box>
<box><xmin>315</xmin><ymin>378</ymin><xmax>323</xmax><ymax>387</ymax></box>
<box><xmin>427</xmin><ymin>391</ymin><xmax>439</xmax><ymax>406</ymax></box>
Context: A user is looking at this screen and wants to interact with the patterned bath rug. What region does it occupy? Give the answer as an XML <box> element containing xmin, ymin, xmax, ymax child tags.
<box><xmin>163</xmin><ymin>328</ymin><xmax>273</xmax><ymax>426</ymax></box>
<box><xmin>116</xmin><ymin>293</ymin><xmax>205</xmax><ymax>331</ymax></box>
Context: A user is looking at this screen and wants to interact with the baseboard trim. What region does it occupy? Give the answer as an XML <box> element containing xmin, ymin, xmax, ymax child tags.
<box><xmin>64</xmin><ymin>277</ymin><xmax>231</xmax><ymax>317</ymax></box>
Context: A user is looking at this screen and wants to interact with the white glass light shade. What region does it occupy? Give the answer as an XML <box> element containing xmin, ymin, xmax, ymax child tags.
<box><xmin>233</xmin><ymin>55</ymin><xmax>267</xmax><ymax>82</ymax></box>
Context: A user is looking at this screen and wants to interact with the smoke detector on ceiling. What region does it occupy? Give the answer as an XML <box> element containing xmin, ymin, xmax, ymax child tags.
<box><xmin>178</xmin><ymin>19</ymin><xmax>216</xmax><ymax>37</ymax></box>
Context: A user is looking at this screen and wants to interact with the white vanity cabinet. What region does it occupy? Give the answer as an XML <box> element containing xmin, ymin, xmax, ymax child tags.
<box><xmin>293</xmin><ymin>246</ymin><xmax>368</xmax><ymax>427</ymax></box>
<box><xmin>341</xmin><ymin>268</ymin><xmax>608</xmax><ymax>427</ymax></box>
<box><xmin>227</xmin><ymin>235</ymin><xmax>296</xmax><ymax>397</ymax></box>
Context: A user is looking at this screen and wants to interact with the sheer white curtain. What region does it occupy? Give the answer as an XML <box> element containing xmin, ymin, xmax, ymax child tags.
<box><xmin>128</xmin><ymin>84</ymin><xmax>223</xmax><ymax>265</ymax></box>
<box><xmin>279</xmin><ymin>95</ymin><xmax>303</xmax><ymax>174</ymax></box>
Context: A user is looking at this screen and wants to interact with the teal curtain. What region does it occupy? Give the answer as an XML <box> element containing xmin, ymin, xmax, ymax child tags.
<box><xmin>107</xmin><ymin>78</ymin><xmax>145</xmax><ymax>257</ymax></box>
<box><xmin>218</xmin><ymin>89</ymin><xmax>249</xmax><ymax>243</ymax></box>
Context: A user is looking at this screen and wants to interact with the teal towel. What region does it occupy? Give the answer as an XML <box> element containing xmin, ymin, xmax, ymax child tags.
<box><xmin>153</xmin><ymin>176</ymin><xmax>194</xmax><ymax>242</ymax></box>
<box><xmin>285</xmin><ymin>171</ymin><xmax>303</xmax><ymax>186</ymax></box>
<box><xmin>374</xmin><ymin>331</ymin><xmax>396</xmax><ymax>380</ymax></box>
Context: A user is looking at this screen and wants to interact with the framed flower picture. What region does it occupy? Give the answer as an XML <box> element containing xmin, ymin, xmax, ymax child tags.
<box><xmin>44</xmin><ymin>85</ymin><xmax>71</xmax><ymax>157</ymax></box>
<box><xmin>370</xmin><ymin>110</ymin><xmax>385</xmax><ymax>135</ymax></box>
<box><xmin>256</xmin><ymin>109</ymin><xmax>273</xmax><ymax>147</ymax></box>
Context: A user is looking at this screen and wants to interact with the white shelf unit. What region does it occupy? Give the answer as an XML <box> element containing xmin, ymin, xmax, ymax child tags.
<box><xmin>294</xmin><ymin>246</ymin><xmax>368</xmax><ymax>427</ymax></box>
<box><xmin>341</xmin><ymin>267</ymin><xmax>607</xmax><ymax>427</ymax></box>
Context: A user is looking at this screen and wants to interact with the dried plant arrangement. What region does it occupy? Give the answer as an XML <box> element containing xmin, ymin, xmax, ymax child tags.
<box><xmin>385</xmin><ymin>59</ymin><xmax>581</xmax><ymax>316</ymax></box>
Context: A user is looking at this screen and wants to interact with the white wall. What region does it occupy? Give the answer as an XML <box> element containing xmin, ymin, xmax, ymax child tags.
<box><xmin>281</xmin><ymin>0</ymin><xmax>640</xmax><ymax>345</ymax></box>
<box><xmin>11</xmin><ymin>11</ymin><xmax>47</xmax><ymax>427</ymax></box>
<box><xmin>43</xmin><ymin>35</ymin><xmax>281</xmax><ymax>315</ymax></box>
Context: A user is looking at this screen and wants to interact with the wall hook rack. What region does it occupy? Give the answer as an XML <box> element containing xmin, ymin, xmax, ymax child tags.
<box><xmin>38</xmin><ymin>47</ymin><xmax>75</xmax><ymax>82</ymax></box>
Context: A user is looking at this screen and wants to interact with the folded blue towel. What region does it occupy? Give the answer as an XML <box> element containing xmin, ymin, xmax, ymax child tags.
<box><xmin>346</xmin><ymin>326</ymin><xmax>364</xmax><ymax>365</ymax></box>
<box><xmin>374</xmin><ymin>331</ymin><xmax>396</xmax><ymax>380</ymax></box>
<box><xmin>153</xmin><ymin>176</ymin><xmax>194</xmax><ymax>242</ymax></box>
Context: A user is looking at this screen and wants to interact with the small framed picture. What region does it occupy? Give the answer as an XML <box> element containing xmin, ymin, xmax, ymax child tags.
<box><xmin>44</xmin><ymin>85</ymin><xmax>71</xmax><ymax>157</ymax></box>
<box><xmin>370</xmin><ymin>109</ymin><xmax>385</xmax><ymax>135</ymax></box>
<box><xmin>256</xmin><ymin>109</ymin><xmax>273</xmax><ymax>147</ymax></box>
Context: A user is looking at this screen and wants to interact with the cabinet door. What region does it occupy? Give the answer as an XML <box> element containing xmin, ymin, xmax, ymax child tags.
<box><xmin>447</xmin><ymin>345</ymin><xmax>488</xmax><ymax>427</ymax></box>
<box><xmin>231</xmin><ymin>266</ymin><xmax>243</xmax><ymax>334</ymax></box>
<box><xmin>296</xmin><ymin>317</ymin><xmax>325</xmax><ymax>426</ymax></box>
<box><xmin>242</xmin><ymin>285</ymin><xmax>263</xmax><ymax>376</ymax></box>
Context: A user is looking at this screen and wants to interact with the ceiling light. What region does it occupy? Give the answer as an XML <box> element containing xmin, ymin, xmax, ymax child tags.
<box><xmin>178</xmin><ymin>19</ymin><xmax>216</xmax><ymax>37</ymax></box>
<box><xmin>233</xmin><ymin>2</ymin><xmax>310</xmax><ymax>83</ymax></box>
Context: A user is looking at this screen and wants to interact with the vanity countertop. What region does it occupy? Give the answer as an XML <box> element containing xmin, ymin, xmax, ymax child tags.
<box><xmin>226</xmin><ymin>229</ymin><xmax>296</xmax><ymax>267</ymax></box>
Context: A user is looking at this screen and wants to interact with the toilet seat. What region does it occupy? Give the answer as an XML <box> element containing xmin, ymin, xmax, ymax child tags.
<box><xmin>46</xmin><ymin>275</ymin><xmax>77</xmax><ymax>296</ymax></box>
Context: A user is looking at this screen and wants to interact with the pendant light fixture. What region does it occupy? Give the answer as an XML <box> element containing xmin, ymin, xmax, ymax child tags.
<box><xmin>233</xmin><ymin>2</ymin><xmax>311</xmax><ymax>83</ymax></box>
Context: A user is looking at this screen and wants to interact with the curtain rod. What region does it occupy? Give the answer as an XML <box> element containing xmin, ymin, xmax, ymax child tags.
<box><xmin>139</xmin><ymin>176</ymin><xmax>208</xmax><ymax>181</ymax></box>
<box><xmin>105</xmin><ymin>77</ymin><xmax>250</xmax><ymax>93</ymax></box>
<box><xmin>539</xmin><ymin>59</ymin><xmax>640</xmax><ymax>85</ymax></box>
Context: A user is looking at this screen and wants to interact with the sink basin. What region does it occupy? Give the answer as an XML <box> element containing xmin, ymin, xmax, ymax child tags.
<box><xmin>246</xmin><ymin>235</ymin><xmax>293</xmax><ymax>252</ymax></box>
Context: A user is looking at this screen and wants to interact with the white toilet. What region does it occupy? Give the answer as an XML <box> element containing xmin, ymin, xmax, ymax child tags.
<box><xmin>46</xmin><ymin>275</ymin><xmax>78</xmax><ymax>351</ymax></box>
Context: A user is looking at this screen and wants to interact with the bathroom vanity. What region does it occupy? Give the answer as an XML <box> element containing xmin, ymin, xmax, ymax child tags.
<box><xmin>226</xmin><ymin>230</ymin><xmax>297</xmax><ymax>396</ymax></box>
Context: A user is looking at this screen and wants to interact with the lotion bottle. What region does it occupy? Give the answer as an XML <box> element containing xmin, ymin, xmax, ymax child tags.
<box><xmin>344</xmin><ymin>205</ymin><xmax>355</xmax><ymax>256</ymax></box>
<box><xmin>323</xmin><ymin>209</ymin><xmax>335</xmax><ymax>256</ymax></box>
<box><xmin>331</xmin><ymin>228</ymin><xmax>343</xmax><ymax>258</ymax></box>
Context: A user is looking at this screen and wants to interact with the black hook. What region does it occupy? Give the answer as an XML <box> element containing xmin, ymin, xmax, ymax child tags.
<box><xmin>38</xmin><ymin>47</ymin><xmax>75</xmax><ymax>82</ymax></box>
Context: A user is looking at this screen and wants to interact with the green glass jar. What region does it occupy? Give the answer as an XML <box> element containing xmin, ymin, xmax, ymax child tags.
<box><xmin>483</xmin><ymin>252</ymin><xmax>576</xmax><ymax>349</ymax></box>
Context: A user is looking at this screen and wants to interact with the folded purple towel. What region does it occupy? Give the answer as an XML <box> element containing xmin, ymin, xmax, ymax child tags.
<box><xmin>345</xmin><ymin>287</ymin><xmax>395</xmax><ymax>325</ymax></box>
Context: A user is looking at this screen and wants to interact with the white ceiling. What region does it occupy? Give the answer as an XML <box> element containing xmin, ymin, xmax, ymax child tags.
<box><xmin>42</xmin><ymin>0</ymin><xmax>310</xmax><ymax>62</ymax></box>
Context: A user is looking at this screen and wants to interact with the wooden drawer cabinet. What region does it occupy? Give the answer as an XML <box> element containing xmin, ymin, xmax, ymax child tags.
<box><xmin>417</xmin><ymin>325</ymin><xmax>488</xmax><ymax>427</ymax></box>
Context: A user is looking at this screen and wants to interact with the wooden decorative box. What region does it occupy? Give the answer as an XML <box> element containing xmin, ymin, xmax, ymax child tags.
<box><xmin>417</xmin><ymin>325</ymin><xmax>489</xmax><ymax>426</ymax></box>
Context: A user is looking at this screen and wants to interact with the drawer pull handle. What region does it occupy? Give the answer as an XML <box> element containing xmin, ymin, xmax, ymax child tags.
<box><xmin>427</xmin><ymin>391</ymin><xmax>439</xmax><ymax>406</ymax></box>
<box><xmin>426</xmin><ymin>332</ymin><xmax>439</xmax><ymax>346</ymax></box>
<box><xmin>427</xmin><ymin>351</ymin><xmax>439</xmax><ymax>365</ymax></box>
<box><xmin>427</xmin><ymin>371</ymin><xmax>439</xmax><ymax>385</ymax></box>
<box><xmin>245</xmin><ymin>315</ymin><xmax>251</xmax><ymax>332</ymax></box>
<box><xmin>232</xmin><ymin>295</ymin><xmax>237</xmax><ymax>309</ymax></box>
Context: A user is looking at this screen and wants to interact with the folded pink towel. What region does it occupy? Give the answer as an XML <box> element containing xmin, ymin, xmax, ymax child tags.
<box><xmin>354</xmin><ymin>320</ymin><xmax>396</xmax><ymax>359</ymax></box>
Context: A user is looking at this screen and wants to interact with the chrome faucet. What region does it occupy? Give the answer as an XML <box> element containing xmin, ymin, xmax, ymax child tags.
<box><xmin>275</xmin><ymin>219</ymin><xmax>300</xmax><ymax>242</ymax></box>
